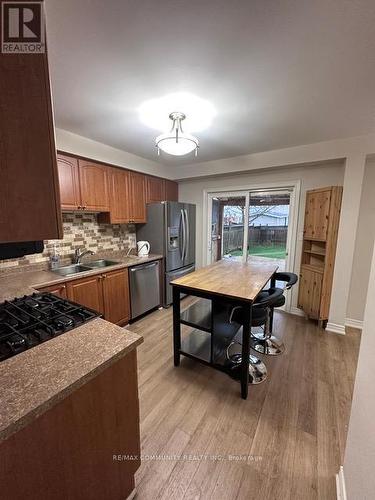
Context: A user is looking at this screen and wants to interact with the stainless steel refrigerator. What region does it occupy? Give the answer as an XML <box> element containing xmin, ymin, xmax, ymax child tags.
<box><xmin>136</xmin><ymin>201</ymin><xmax>196</xmax><ymax>306</ymax></box>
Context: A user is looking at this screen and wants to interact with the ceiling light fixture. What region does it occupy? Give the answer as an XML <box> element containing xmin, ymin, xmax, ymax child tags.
<box><xmin>155</xmin><ymin>112</ymin><xmax>199</xmax><ymax>156</ymax></box>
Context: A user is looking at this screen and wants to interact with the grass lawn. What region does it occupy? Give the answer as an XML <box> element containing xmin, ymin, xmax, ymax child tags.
<box><xmin>230</xmin><ymin>245</ymin><xmax>286</xmax><ymax>259</ymax></box>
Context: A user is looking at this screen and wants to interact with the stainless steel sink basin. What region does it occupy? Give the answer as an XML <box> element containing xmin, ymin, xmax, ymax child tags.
<box><xmin>86</xmin><ymin>259</ymin><xmax>120</xmax><ymax>269</ymax></box>
<box><xmin>52</xmin><ymin>264</ymin><xmax>92</xmax><ymax>276</ymax></box>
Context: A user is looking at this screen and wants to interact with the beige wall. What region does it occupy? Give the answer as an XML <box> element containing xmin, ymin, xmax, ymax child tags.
<box><xmin>179</xmin><ymin>161</ymin><xmax>344</xmax><ymax>311</ymax></box>
<box><xmin>343</xmin><ymin>243</ymin><xmax>375</xmax><ymax>499</ymax></box>
<box><xmin>346</xmin><ymin>159</ymin><xmax>375</xmax><ymax>322</ymax></box>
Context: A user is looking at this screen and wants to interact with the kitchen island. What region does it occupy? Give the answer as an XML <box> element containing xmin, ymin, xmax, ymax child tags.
<box><xmin>171</xmin><ymin>259</ymin><xmax>278</xmax><ymax>399</ymax></box>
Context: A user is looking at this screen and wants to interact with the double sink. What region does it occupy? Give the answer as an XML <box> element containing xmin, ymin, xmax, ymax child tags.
<box><xmin>52</xmin><ymin>260</ymin><xmax>120</xmax><ymax>277</ymax></box>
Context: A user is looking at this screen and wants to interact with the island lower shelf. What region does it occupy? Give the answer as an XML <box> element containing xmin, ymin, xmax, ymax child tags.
<box><xmin>180</xmin><ymin>299</ymin><xmax>242</xmax><ymax>367</ymax></box>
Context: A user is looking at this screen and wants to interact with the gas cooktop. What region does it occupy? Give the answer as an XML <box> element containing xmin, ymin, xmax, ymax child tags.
<box><xmin>0</xmin><ymin>292</ymin><xmax>100</xmax><ymax>362</ymax></box>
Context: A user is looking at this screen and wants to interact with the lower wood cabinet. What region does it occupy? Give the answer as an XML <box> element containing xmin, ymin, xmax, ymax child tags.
<box><xmin>0</xmin><ymin>349</ymin><xmax>140</xmax><ymax>500</ymax></box>
<box><xmin>102</xmin><ymin>269</ymin><xmax>130</xmax><ymax>326</ymax></box>
<box><xmin>298</xmin><ymin>267</ymin><xmax>323</xmax><ymax>319</ymax></box>
<box><xmin>67</xmin><ymin>275</ymin><xmax>105</xmax><ymax>316</ymax></box>
<box><xmin>40</xmin><ymin>268</ymin><xmax>131</xmax><ymax>326</ymax></box>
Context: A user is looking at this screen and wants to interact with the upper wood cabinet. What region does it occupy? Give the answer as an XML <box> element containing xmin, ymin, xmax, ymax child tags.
<box><xmin>57</xmin><ymin>155</ymin><xmax>81</xmax><ymax>211</ymax></box>
<box><xmin>78</xmin><ymin>160</ymin><xmax>110</xmax><ymax>212</ymax></box>
<box><xmin>0</xmin><ymin>38</ymin><xmax>62</xmax><ymax>242</ymax></box>
<box><xmin>56</xmin><ymin>152</ymin><xmax>178</xmax><ymax>222</ymax></box>
<box><xmin>165</xmin><ymin>180</ymin><xmax>179</xmax><ymax>201</ymax></box>
<box><xmin>146</xmin><ymin>176</ymin><xmax>165</xmax><ymax>203</ymax></box>
<box><xmin>129</xmin><ymin>172</ymin><xmax>147</xmax><ymax>223</ymax></box>
<box><xmin>303</xmin><ymin>188</ymin><xmax>331</xmax><ymax>241</ymax></box>
<box><xmin>57</xmin><ymin>155</ymin><xmax>110</xmax><ymax>213</ymax></box>
<box><xmin>146</xmin><ymin>176</ymin><xmax>179</xmax><ymax>204</ymax></box>
<box><xmin>107</xmin><ymin>168</ymin><xmax>130</xmax><ymax>223</ymax></box>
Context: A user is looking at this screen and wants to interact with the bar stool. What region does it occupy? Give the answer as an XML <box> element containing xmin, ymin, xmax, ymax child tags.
<box><xmin>269</xmin><ymin>272</ymin><xmax>298</xmax><ymax>333</ymax></box>
<box><xmin>252</xmin><ymin>273</ymin><xmax>298</xmax><ymax>355</ymax></box>
<box><xmin>227</xmin><ymin>288</ymin><xmax>284</xmax><ymax>383</ymax></box>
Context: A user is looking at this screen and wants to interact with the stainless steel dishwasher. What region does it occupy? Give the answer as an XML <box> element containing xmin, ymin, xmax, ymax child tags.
<box><xmin>129</xmin><ymin>260</ymin><xmax>161</xmax><ymax>319</ymax></box>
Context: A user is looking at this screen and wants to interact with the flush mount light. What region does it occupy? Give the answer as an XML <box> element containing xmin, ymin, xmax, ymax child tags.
<box><xmin>155</xmin><ymin>112</ymin><xmax>199</xmax><ymax>157</ymax></box>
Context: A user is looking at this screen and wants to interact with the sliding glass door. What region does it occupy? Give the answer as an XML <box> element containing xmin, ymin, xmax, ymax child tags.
<box><xmin>248</xmin><ymin>190</ymin><xmax>291</xmax><ymax>272</ymax></box>
<box><xmin>208</xmin><ymin>188</ymin><xmax>294</xmax><ymax>270</ymax></box>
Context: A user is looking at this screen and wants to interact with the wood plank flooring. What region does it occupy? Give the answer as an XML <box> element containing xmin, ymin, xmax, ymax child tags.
<box><xmin>129</xmin><ymin>299</ymin><xmax>360</xmax><ymax>500</ymax></box>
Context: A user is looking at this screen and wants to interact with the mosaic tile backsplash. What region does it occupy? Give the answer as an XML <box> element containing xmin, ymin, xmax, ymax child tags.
<box><xmin>0</xmin><ymin>213</ymin><xmax>136</xmax><ymax>270</ymax></box>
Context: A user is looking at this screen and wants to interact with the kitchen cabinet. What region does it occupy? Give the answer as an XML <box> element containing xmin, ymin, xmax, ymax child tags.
<box><xmin>57</xmin><ymin>155</ymin><xmax>81</xmax><ymax>211</ymax></box>
<box><xmin>64</xmin><ymin>268</ymin><xmax>131</xmax><ymax>325</ymax></box>
<box><xmin>298</xmin><ymin>267</ymin><xmax>323</xmax><ymax>319</ymax></box>
<box><xmin>146</xmin><ymin>176</ymin><xmax>165</xmax><ymax>203</ymax></box>
<box><xmin>303</xmin><ymin>188</ymin><xmax>331</xmax><ymax>241</ymax></box>
<box><xmin>98</xmin><ymin>168</ymin><xmax>130</xmax><ymax>224</ymax></box>
<box><xmin>102</xmin><ymin>269</ymin><xmax>130</xmax><ymax>325</ymax></box>
<box><xmin>129</xmin><ymin>172</ymin><xmax>147</xmax><ymax>223</ymax></box>
<box><xmin>298</xmin><ymin>186</ymin><xmax>342</xmax><ymax>325</ymax></box>
<box><xmin>78</xmin><ymin>160</ymin><xmax>110</xmax><ymax>212</ymax></box>
<box><xmin>165</xmin><ymin>180</ymin><xmax>179</xmax><ymax>201</ymax></box>
<box><xmin>38</xmin><ymin>283</ymin><xmax>67</xmax><ymax>299</ymax></box>
<box><xmin>0</xmin><ymin>34</ymin><xmax>62</xmax><ymax>243</ymax></box>
<box><xmin>0</xmin><ymin>349</ymin><xmax>140</xmax><ymax>500</ymax></box>
<box><xmin>56</xmin><ymin>155</ymin><xmax>110</xmax><ymax>212</ymax></box>
<box><xmin>67</xmin><ymin>275</ymin><xmax>105</xmax><ymax>315</ymax></box>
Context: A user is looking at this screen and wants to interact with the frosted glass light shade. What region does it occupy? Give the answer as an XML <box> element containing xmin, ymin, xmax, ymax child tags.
<box><xmin>155</xmin><ymin>132</ymin><xmax>199</xmax><ymax>156</ymax></box>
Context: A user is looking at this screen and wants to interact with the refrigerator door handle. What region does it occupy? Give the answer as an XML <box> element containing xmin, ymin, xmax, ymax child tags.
<box><xmin>184</xmin><ymin>208</ymin><xmax>189</xmax><ymax>264</ymax></box>
<box><xmin>180</xmin><ymin>209</ymin><xmax>186</xmax><ymax>261</ymax></box>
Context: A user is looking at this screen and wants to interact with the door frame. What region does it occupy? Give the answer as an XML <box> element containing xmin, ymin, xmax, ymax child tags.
<box><xmin>207</xmin><ymin>190</ymin><xmax>250</xmax><ymax>263</ymax></box>
<box><xmin>203</xmin><ymin>180</ymin><xmax>301</xmax><ymax>313</ymax></box>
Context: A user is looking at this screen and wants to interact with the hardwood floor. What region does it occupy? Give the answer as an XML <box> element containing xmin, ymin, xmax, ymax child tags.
<box><xmin>129</xmin><ymin>299</ymin><xmax>360</xmax><ymax>500</ymax></box>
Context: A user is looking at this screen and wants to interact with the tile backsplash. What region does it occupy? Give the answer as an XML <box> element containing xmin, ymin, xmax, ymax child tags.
<box><xmin>0</xmin><ymin>213</ymin><xmax>136</xmax><ymax>270</ymax></box>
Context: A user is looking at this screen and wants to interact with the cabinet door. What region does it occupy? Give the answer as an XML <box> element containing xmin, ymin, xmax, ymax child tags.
<box><xmin>102</xmin><ymin>269</ymin><xmax>130</xmax><ymax>325</ymax></box>
<box><xmin>67</xmin><ymin>275</ymin><xmax>104</xmax><ymax>315</ymax></box>
<box><xmin>298</xmin><ymin>268</ymin><xmax>323</xmax><ymax>319</ymax></box>
<box><xmin>38</xmin><ymin>283</ymin><xmax>67</xmax><ymax>299</ymax></box>
<box><xmin>146</xmin><ymin>176</ymin><xmax>165</xmax><ymax>203</ymax></box>
<box><xmin>304</xmin><ymin>189</ymin><xmax>331</xmax><ymax>241</ymax></box>
<box><xmin>165</xmin><ymin>180</ymin><xmax>178</xmax><ymax>201</ymax></box>
<box><xmin>109</xmin><ymin>168</ymin><xmax>130</xmax><ymax>223</ymax></box>
<box><xmin>57</xmin><ymin>154</ymin><xmax>81</xmax><ymax>210</ymax></box>
<box><xmin>78</xmin><ymin>161</ymin><xmax>110</xmax><ymax>212</ymax></box>
<box><xmin>0</xmin><ymin>41</ymin><xmax>62</xmax><ymax>242</ymax></box>
<box><xmin>129</xmin><ymin>172</ymin><xmax>147</xmax><ymax>223</ymax></box>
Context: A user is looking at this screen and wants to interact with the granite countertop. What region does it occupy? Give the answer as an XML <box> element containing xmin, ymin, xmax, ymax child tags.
<box><xmin>0</xmin><ymin>252</ymin><xmax>163</xmax><ymax>302</ymax></box>
<box><xmin>0</xmin><ymin>251</ymin><xmax>162</xmax><ymax>442</ymax></box>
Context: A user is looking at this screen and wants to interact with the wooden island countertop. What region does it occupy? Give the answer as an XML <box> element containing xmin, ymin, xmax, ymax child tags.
<box><xmin>171</xmin><ymin>259</ymin><xmax>278</xmax><ymax>302</ymax></box>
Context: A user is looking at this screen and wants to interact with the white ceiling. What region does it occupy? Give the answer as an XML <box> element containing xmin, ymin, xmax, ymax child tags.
<box><xmin>46</xmin><ymin>0</ymin><xmax>375</xmax><ymax>166</ymax></box>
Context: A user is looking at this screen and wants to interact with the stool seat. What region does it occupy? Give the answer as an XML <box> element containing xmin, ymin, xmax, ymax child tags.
<box><xmin>231</xmin><ymin>306</ymin><xmax>267</xmax><ymax>327</ymax></box>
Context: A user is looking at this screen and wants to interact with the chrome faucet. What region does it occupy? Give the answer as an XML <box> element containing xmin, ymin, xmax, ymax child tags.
<box><xmin>74</xmin><ymin>248</ymin><xmax>94</xmax><ymax>264</ymax></box>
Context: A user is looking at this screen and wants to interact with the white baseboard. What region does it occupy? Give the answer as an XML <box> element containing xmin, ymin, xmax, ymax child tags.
<box><xmin>336</xmin><ymin>466</ymin><xmax>347</xmax><ymax>500</ymax></box>
<box><xmin>326</xmin><ymin>322</ymin><xmax>346</xmax><ymax>335</ymax></box>
<box><xmin>345</xmin><ymin>317</ymin><xmax>363</xmax><ymax>330</ymax></box>
<box><xmin>289</xmin><ymin>306</ymin><xmax>305</xmax><ymax>317</ymax></box>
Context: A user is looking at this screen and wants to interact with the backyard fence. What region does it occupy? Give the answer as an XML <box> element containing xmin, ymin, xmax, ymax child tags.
<box><xmin>222</xmin><ymin>224</ymin><xmax>288</xmax><ymax>254</ymax></box>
